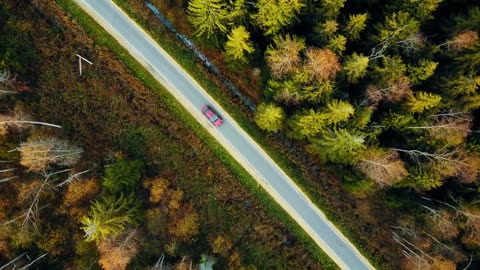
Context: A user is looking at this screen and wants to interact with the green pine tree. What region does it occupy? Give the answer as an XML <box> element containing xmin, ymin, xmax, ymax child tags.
<box><xmin>325</xmin><ymin>99</ymin><xmax>355</xmax><ymax>125</ymax></box>
<box><xmin>254</xmin><ymin>103</ymin><xmax>286</xmax><ymax>133</ymax></box>
<box><xmin>318</xmin><ymin>0</ymin><xmax>346</xmax><ymax>19</ymax></box>
<box><xmin>396</xmin><ymin>0</ymin><xmax>444</xmax><ymax>21</ymax></box>
<box><xmin>373</xmin><ymin>11</ymin><xmax>420</xmax><ymax>44</ymax></box>
<box><xmin>372</xmin><ymin>56</ymin><xmax>407</xmax><ymax>83</ymax></box>
<box><xmin>102</xmin><ymin>159</ymin><xmax>144</xmax><ymax>195</ymax></box>
<box><xmin>187</xmin><ymin>0</ymin><xmax>229</xmax><ymax>37</ymax></box>
<box><xmin>407</xmin><ymin>92</ymin><xmax>442</xmax><ymax>113</ymax></box>
<box><xmin>252</xmin><ymin>0</ymin><xmax>304</xmax><ymax>35</ymax></box>
<box><xmin>396</xmin><ymin>167</ymin><xmax>443</xmax><ymax>191</ymax></box>
<box><xmin>81</xmin><ymin>194</ymin><xmax>140</xmax><ymax>243</ymax></box>
<box><xmin>408</xmin><ymin>60</ymin><xmax>438</xmax><ymax>84</ymax></box>
<box><xmin>309</xmin><ymin>129</ymin><xmax>366</xmax><ymax>165</ymax></box>
<box><xmin>288</xmin><ymin>109</ymin><xmax>329</xmax><ymax>138</ymax></box>
<box><xmin>225</xmin><ymin>26</ymin><xmax>254</xmax><ymax>62</ymax></box>
<box><xmin>343</xmin><ymin>53</ymin><xmax>369</xmax><ymax>83</ymax></box>
<box><xmin>314</xmin><ymin>20</ymin><xmax>338</xmax><ymax>42</ymax></box>
<box><xmin>327</xmin><ymin>34</ymin><xmax>347</xmax><ymax>55</ymax></box>
<box><xmin>344</xmin><ymin>13</ymin><xmax>367</xmax><ymax>40</ymax></box>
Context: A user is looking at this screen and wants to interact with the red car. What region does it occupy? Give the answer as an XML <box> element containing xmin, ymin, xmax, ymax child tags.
<box><xmin>201</xmin><ymin>105</ymin><xmax>223</xmax><ymax>127</ymax></box>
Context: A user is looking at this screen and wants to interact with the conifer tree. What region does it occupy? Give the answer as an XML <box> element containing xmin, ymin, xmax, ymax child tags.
<box><xmin>455</xmin><ymin>43</ymin><xmax>480</xmax><ymax>73</ymax></box>
<box><xmin>187</xmin><ymin>0</ymin><xmax>229</xmax><ymax>37</ymax></box>
<box><xmin>325</xmin><ymin>100</ymin><xmax>355</xmax><ymax>125</ymax></box>
<box><xmin>344</xmin><ymin>13</ymin><xmax>367</xmax><ymax>40</ymax></box>
<box><xmin>407</xmin><ymin>60</ymin><xmax>438</xmax><ymax>84</ymax></box>
<box><xmin>288</xmin><ymin>109</ymin><xmax>328</xmax><ymax>138</ymax></box>
<box><xmin>371</xmin><ymin>56</ymin><xmax>407</xmax><ymax>84</ymax></box>
<box><xmin>452</xmin><ymin>6</ymin><xmax>480</xmax><ymax>32</ymax></box>
<box><xmin>343</xmin><ymin>53</ymin><xmax>369</xmax><ymax>83</ymax></box>
<box><xmin>254</xmin><ymin>103</ymin><xmax>286</xmax><ymax>133</ymax></box>
<box><xmin>327</xmin><ymin>34</ymin><xmax>347</xmax><ymax>55</ymax></box>
<box><xmin>397</xmin><ymin>167</ymin><xmax>443</xmax><ymax>191</ymax></box>
<box><xmin>301</xmin><ymin>80</ymin><xmax>334</xmax><ymax>103</ymax></box>
<box><xmin>407</xmin><ymin>92</ymin><xmax>442</xmax><ymax>113</ymax></box>
<box><xmin>314</xmin><ymin>20</ymin><xmax>338</xmax><ymax>42</ymax></box>
<box><xmin>318</xmin><ymin>0</ymin><xmax>346</xmax><ymax>20</ymax></box>
<box><xmin>225</xmin><ymin>26</ymin><xmax>254</xmax><ymax>62</ymax></box>
<box><xmin>396</xmin><ymin>0</ymin><xmax>444</xmax><ymax>21</ymax></box>
<box><xmin>270</xmin><ymin>71</ymin><xmax>306</xmax><ymax>105</ymax></box>
<box><xmin>252</xmin><ymin>0</ymin><xmax>304</xmax><ymax>35</ymax></box>
<box><xmin>308</xmin><ymin>129</ymin><xmax>365</xmax><ymax>164</ymax></box>
<box><xmin>373</xmin><ymin>11</ymin><xmax>420</xmax><ymax>45</ymax></box>
<box><xmin>81</xmin><ymin>194</ymin><xmax>140</xmax><ymax>243</ymax></box>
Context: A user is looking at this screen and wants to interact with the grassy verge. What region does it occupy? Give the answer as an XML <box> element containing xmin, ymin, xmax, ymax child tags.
<box><xmin>55</xmin><ymin>0</ymin><xmax>339</xmax><ymax>269</ymax></box>
<box><xmin>110</xmin><ymin>1</ymin><xmax>383</xmax><ymax>269</ymax></box>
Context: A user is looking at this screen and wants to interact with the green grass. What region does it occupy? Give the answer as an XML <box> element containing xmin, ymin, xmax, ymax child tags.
<box><xmin>55</xmin><ymin>0</ymin><xmax>339</xmax><ymax>269</ymax></box>
<box><xmin>108</xmin><ymin>1</ymin><xmax>384</xmax><ymax>269</ymax></box>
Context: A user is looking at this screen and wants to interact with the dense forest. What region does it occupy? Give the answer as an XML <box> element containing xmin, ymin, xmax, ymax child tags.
<box><xmin>1</xmin><ymin>0</ymin><xmax>479</xmax><ymax>269</ymax></box>
<box><xmin>144</xmin><ymin>0</ymin><xmax>480</xmax><ymax>268</ymax></box>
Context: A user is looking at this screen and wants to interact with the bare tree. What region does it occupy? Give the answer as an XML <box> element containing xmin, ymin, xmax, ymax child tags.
<box><xmin>15</xmin><ymin>137</ymin><xmax>82</xmax><ymax>172</ymax></box>
<box><xmin>394</xmin><ymin>147</ymin><xmax>462</xmax><ymax>167</ymax></box>
<box><xmin>363</xmin><ymin>76</ymin><xmax>412</xmax><ymax>107</ymax></box>
<box><xmin>422</xmin><ymin>196</ymin><xmax>480</xmax><ymax>240</ymax></box>
<box><xmin>422</xmin><ymin>205</ymin><xmax>459</xmax><ymax>240</ymax></box>
<box><xmin>19</xmin><ymin>253</ymin><xmax>48</xmax><ymax>270</ymax></box>
<box><xmin>407</xmin><ymin>113</ymin><xmax>472</xmax><ymax>146</ymax></box>
<box><xmin>394</xmin><ymin>32</ymin><xmax>426</xmax><ymax>54</ymax></box>
<box><xmin>0</xmin><ymin>252</ymin><xmax>26</xmax><ymax>270</ymax></box>
<box><xmin>21</xmin><ymin>169</ymin><xmax>70</xmax><ymax>231</ymax></box>
<box><xmin>0</xmin><ymin>110</ymin><xmax>61</xmax><ymax>132</ymax></box>
<box><xmin>0</xmin><ymin>168</ymin><xmax>17</xmax><ymax>183</ymax></box>
<box><xmin>369</xmin><ymin>26</ymin><xmax>424</xmax><ymax>60</ymax></box>
<box><xmin>56</xmin><ymin>169</ymin><xmax>91</xmax><ymax>187</ymax></box>
<box><xmin>98</xmin><ymin>228</ymin><xmax>141</xmax><ymax>270</ymax></box>
<box><xmin>303</xmin><ymin>48</ymin><xmax>340</xmax><ymax>81</ymax></box>
<box><xmin>439</xmin><ymin>31</ymin><xmax>478</xmax><ymax>52</ymax></box>
<box><xmin>151</xmin><ymin>254</ymin><xmax>166</xmax><ymax>270</ymax></box>
<box><xmin>0</xmin><ymin>253</ymin><xmax>47</xmax><ymax>270</ymax></box>
<box><xmin>357</xmin><ymin>148</ymin><xmax>408</xmax><ymax>187</ymax></box>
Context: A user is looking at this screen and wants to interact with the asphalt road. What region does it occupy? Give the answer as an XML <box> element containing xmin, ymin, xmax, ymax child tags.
<box><xmin>75</xmin><ymin>1</ymin><xmax>375</xmax><ymax>269</ymax></box>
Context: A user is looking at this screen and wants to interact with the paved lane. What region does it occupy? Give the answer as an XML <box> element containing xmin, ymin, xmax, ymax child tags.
<box><xmin>74</xmin><ymin>1</ymin><xmax>374</xmax><ymax>269</ymax></box>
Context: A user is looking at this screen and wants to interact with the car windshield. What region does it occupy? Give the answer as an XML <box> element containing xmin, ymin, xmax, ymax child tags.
<box><xmin>210</xmin><ymin>115</ymin><xmax>218</xmax><ymax>122</ymax></box>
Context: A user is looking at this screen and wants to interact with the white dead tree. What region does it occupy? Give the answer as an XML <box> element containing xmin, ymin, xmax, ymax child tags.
<box><xmin>150</xmin><ymin>254</ymin><xmax>166</xmax><ymax>270</ymax></box>
<box><xmin>369</xmin><ymin>25</ymin><xmax>424</xmax><ymax>60</ymax></box>
<box><xmin>0</xmin><ymin>252</ymin><xmax>26</xmax><ymax>270</ymax></box>
<box><xmin>357</xmin><ymin>149</ymin><xmax>409</xmax><ymax>187</ymax></box>
<box><xmin>21</xmin><ymin>169</ymin><xmax>70</xmax><ymax>231</ymax></box>
<box><xmin>56</xmin><ymin>169</ymin><xmax>91</xmax><ymax>187</ymax></box>
<box><xmin>0</xmin><ymin>167</ymin><xmax>16</xmax><ymax>181</ymax></box>
<box><xmin>75</xmin><ymin>54</ymin><xmax>93</xmax><ymax>76</ymax></box>
<box><xmin>361</xmin><ymin>76</ymin><xmax>413</xmax><ymax>107</ymax></box>
<box><xmin>407</xmin><ymin>113</ymin><xmax>472</xmax><ymax>145</ymax></box>
<box><xmin>392</xmin><ymin>227</ymin><xmax>435</xmax><ymax>269</ymax></box>
<box><xmin>422</xmin><ymin>196</ymin><xmax>480</xmax><ymax>240</ymax></box>
<box><xmin>394</xmin><ymin>147</ymin><xmax>464</xmax><ymax>167</ymax></box>
<box><xmin>14</xmin><ymin>137</ymin><xmax>82</xmax><ymax>172</ymax></box>
<box><xmin>0</xmin><ymin>112</ymin><xmax>61</xmax><ymax>131</ymax></box>
<box><xmin>0</xmin><ymin>253</ymin><xmax>47</xmax><ymax>270</ymax></box>
<box><xmin>19</xmin><ymin>253</ymin><xmax>48</xmax><ymax>270</ymax></box>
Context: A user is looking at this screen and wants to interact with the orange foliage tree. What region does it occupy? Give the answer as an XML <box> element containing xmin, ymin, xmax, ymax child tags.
<box><xmin>303</xmin><ymin>48</ymin><xmax>340</xmax><ymax>81</ymax></box>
